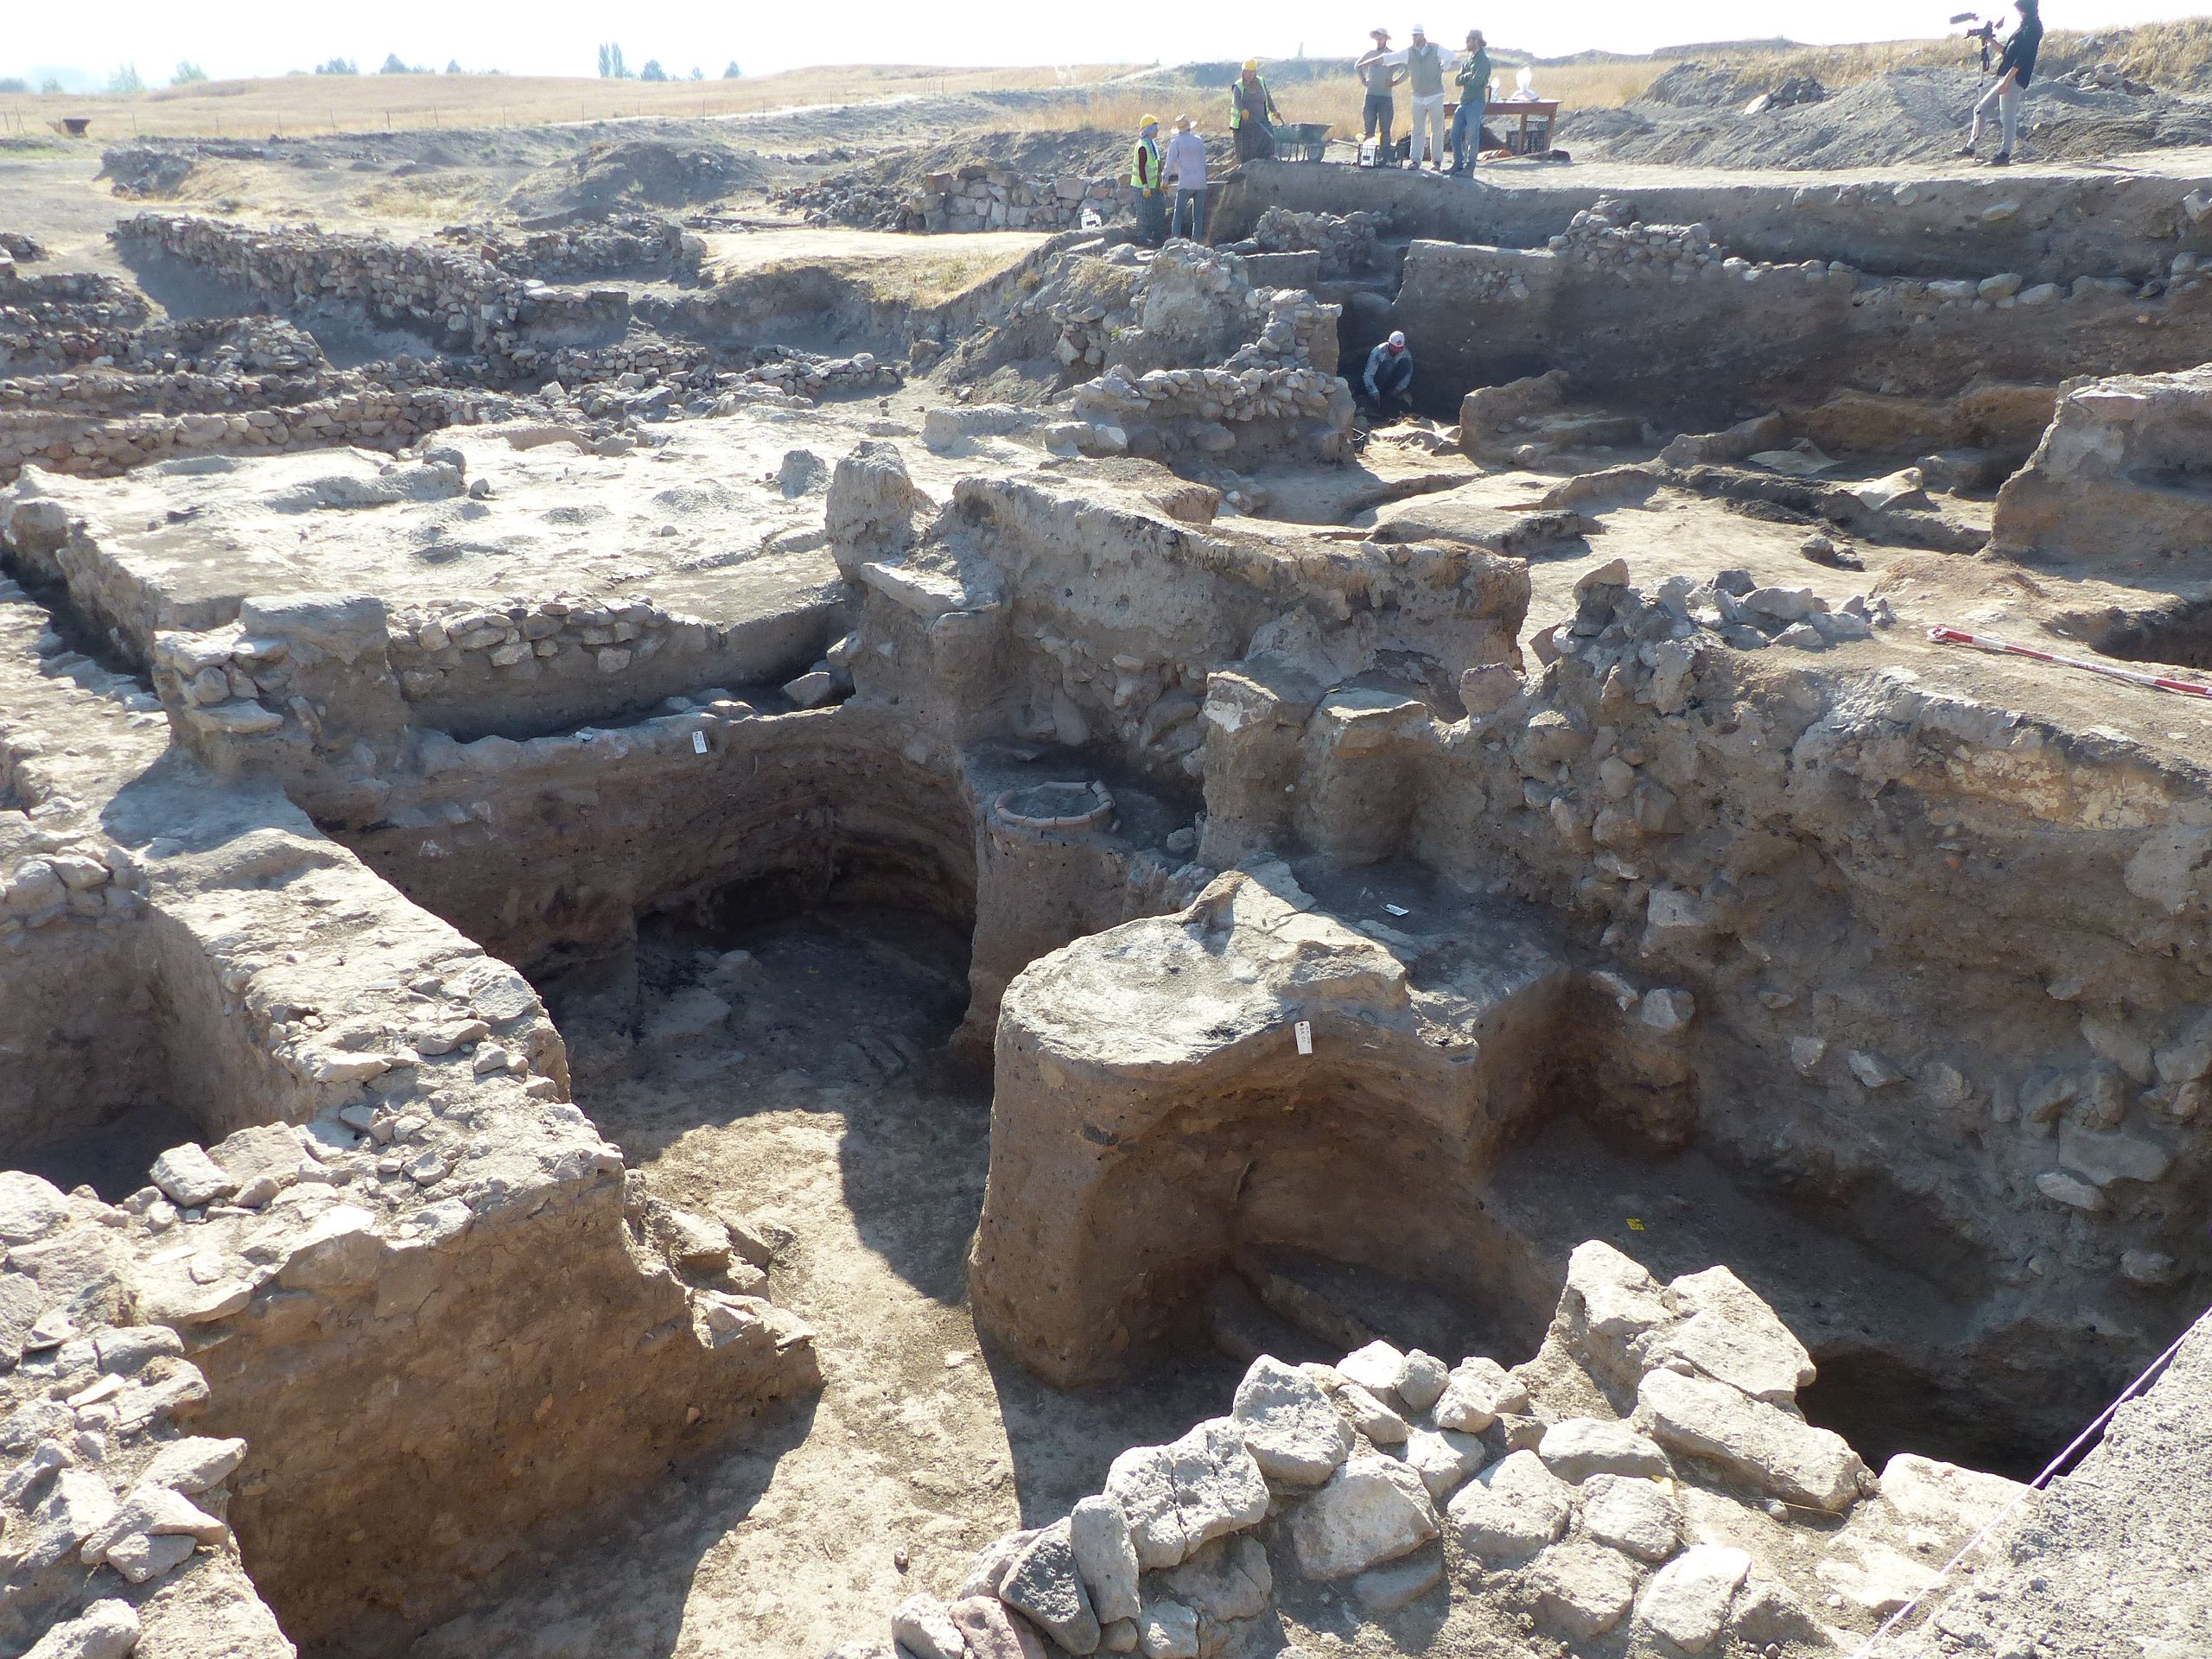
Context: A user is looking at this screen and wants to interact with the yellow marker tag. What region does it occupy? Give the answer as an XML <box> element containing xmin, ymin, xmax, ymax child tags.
<box><xmin>1626</xmin><ymin>1217</ymin><xmax>1646</xmax><ymax>1231</ymax></box>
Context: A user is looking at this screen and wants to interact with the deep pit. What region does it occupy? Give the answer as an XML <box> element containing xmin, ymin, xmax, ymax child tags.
<box><xmin>2</xmin><ymin>91</ymin><xmax>2209</xmax><ymax>1659</ymax></box>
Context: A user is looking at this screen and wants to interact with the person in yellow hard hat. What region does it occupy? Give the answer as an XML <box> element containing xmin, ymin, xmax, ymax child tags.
<box><xmin>1229</xmin><ymin>59</ymin><xmax>1281</xmax><ymax>162</ymax></box>
<box><xmin>1129</xmin><ymin>114</ymin><xmax>1167</xmax><ymax>246</ymax></box>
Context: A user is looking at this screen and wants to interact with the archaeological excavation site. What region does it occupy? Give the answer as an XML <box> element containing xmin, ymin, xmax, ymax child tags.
<box><xmin>2</xmin><ymin>57</ymin><xmax>2210</xmax><ymax>1659</ymax></box>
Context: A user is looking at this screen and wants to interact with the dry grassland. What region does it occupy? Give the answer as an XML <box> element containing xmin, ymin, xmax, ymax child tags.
<box><xmin>0</xmin><ymin>61</ymin><xmax>1143</xmax><ymax>142</ymax></box>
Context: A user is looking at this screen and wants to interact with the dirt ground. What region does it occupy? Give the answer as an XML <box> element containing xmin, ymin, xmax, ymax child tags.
<box><xmin>401</xmin><ymin>906</ymin><xmax>1239</xmax><ymax>1659</ymax></box>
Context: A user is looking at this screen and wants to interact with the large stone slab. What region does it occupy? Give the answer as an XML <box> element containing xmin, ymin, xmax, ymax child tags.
<box><xmin>1231</xmin><ymin>1356</ymin><xmax>1355</xmax><ymax>1485</ymax></box>
<box><xmin>1105</xmin><ymin>1418</ymin><xmax>1269</xmax><ymax>1571</ymax></box>
<box><xmin>1637</xmin><ymin>1368</ymin><xmax>1868</xmax><ymax>1513</ymax></box>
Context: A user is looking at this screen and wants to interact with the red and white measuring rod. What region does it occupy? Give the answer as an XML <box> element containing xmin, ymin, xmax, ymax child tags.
<box><xmin>1926</xmin><ymin>625</ymin><xmax>2212</xmax><ymax>700</ymax></box>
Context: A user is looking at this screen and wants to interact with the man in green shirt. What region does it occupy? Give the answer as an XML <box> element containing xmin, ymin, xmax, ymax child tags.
<box><xmin>1450</xmin><ymin>31</ymin><xmax>1492</xmax><ymax>175</ymax></box>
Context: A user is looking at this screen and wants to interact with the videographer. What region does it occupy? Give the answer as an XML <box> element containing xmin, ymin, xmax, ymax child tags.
<box><xmin>1961</xmin><ymin>0</ymin><xmax>2044</xmax><ymax>167</ymax></box>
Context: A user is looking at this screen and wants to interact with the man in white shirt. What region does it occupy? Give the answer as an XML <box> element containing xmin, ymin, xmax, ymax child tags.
<box><xmin>1403</xmin><ymin>25</ymin><xmax>1448</xmax><ymax>170</ymax></box>
<box><xmin>1163</xmin><ymin>117</ymin><xmax>1210</xmax><ymax>241</ymax></box>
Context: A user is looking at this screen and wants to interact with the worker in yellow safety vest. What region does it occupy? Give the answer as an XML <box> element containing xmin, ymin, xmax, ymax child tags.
<box><xmin>1130</xmin><ymin>115</ymin><xmax>1167</xmax><ymax>246</ymax></box>
<box><xmin>1228</xmin><ymin>60</ymin><xmax>1281</xmax><ymax>162</ymax></box>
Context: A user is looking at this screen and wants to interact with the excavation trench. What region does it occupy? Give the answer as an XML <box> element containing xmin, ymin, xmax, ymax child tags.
<box><xmin>165</xmin><ymin>711</ymin><xmax>2064</xmax><ymax>1651</ymax></box>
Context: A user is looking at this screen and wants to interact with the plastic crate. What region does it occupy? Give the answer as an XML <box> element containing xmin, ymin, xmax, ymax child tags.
<box><xmin>1274</xmin><ymin>123</ymin><xmax>1332</xmax><ymax>162</ymax></box>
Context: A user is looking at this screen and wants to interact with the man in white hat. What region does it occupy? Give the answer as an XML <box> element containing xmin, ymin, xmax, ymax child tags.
<box><xmin>1404</xmin><ymin>24</ymin><xmax>1449</xmax><ymax>169</ymax></box>
<box><xmin>1363</xmin><ymin>329</ymin><xmax>1414</xmax><ymax>413</ymax></box>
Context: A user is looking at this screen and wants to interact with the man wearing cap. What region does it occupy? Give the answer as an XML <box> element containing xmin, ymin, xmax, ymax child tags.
<box><xmin>1405</xmin><ymin>25</ymin><xmax>1448</xmax><ymax>170</ymax></box>
<box><xmin>1229</xmin><ymin>60</ymin><xmax>1281</xmax><ymax>162</ymax></box>
<box><xmin>1164</xmin><ymin>116</ymin><xmax>1210</xmax><ymax>241</ymax></box>
<box><xmin>1363</xmin><ymin>330</ymin><xmax>1414</xmax><ymax>413</ymax></box>
<box><xmin>1130</xmin><ymin>114</ymin><xmax>1167</xmax><ymax>246</ymax></box>
<box><xmin>1355</xmin><ymin>29</ymin><xmax>1406</xmax><ymax>162</ymax></box>
<box><xmin>1450</xmin><ymin>30</ymin><xmax>1492</xmax><ymax>174</ymax></box>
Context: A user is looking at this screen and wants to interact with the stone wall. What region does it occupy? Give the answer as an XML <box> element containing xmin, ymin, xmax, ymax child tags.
<box><xmin>1394</xmin><ymin>195</ymin><xmax>2212</xmax><ymax>419</ymax></box>
<box><xmin>1213</xmin><ymin>157</ymin><xmax>2212</xmax><ymax>285</ymax></box>
<box><xmin>1991</xmin><ymin>365</ymin><xmax>2212</xmax><ymax>562</ymax></box>
<box><xmin>775</xmin><ymin>162</ymin><xmax>1135</xmax><ymax>234</ymax></box>
<box><xmin>116</xmin><ymin>214</ymin><xmax>631</xmax><ymax>370</ymax></box>
<box><xmin>1061</xmin><ymin>245</ymin><xmax>1357</xmax><ymax>463</ymax></box>
<box><xmin>433</xmin><ymin>214</ymin><xmax>708</xmax><ymax>283</ymax></box>
<box><xmin>0</xmin><ymin>270</ymin><xmax>152</xmax><ymax>371</ymax></box>
<box><xmin>0</xmin><ymin>568</ymin><xmax>823</xmax><ymax>1657</ymax></box>
<box><xmin>0</xmin><ymin>385</ymin><xmax>497</xmax><ymax>484</ymax></box>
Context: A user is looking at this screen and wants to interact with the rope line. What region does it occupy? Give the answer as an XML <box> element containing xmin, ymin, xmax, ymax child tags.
<box><xmin>1847</xmin><ymin>1314</ymin><xmax>2199</xmax><ymax>1656</ymax></box>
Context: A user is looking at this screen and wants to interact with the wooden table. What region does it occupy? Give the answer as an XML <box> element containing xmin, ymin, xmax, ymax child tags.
<box><xmin>1486</xmin><ymin>99</ymin><xmax>1557</xmax><ymax>156</ymax></box>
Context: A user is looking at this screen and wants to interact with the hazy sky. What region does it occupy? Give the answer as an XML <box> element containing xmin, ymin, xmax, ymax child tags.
<box><xmin>11</xmin><ymin>0</ymin><xmax>2209</xmax><ymax>83</ymax></box>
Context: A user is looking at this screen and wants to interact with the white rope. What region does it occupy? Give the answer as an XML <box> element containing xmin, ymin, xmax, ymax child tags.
<box><xmin>1847</xmin><ymin>1315</ymin><xmax>2200</xmax><ymax>1657</ymax></box>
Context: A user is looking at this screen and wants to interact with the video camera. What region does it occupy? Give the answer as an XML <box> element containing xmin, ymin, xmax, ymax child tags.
<box><xmin>1951</xmin><ymin>11</ymin><xmax>2000</xmax><ymax>72</ymax></box>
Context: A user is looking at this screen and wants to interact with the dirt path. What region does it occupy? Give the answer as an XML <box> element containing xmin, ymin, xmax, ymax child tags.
<box><xmin>404</xmin><ymin>906</ymin><xmax>1237</xmax><ymax>1659</ymax></box>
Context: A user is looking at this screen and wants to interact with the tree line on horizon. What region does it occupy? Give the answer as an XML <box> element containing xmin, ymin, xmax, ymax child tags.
<box><xmin>0</xmin><ymin>47</ymin><xmax>744</xmax><ymax>93</ymax></box>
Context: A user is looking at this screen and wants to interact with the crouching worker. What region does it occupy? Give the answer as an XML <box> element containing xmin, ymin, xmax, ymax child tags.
<box><xmin>1363</xmin><ymin>331</ymin><xmax>1414</xmax><ymax>414</ymax></box>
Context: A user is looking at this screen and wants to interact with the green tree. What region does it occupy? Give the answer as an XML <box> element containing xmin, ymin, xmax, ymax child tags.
<box><xmin>639</xmin><ymin>59</ymin><xmax>668</xmax><ymax>81</ymax></box>
<box><xmin>0</xmin><ymin>78</ymin><xmax>27</xmax><ymax>93</ymax></box>
<box><xmin>378</xmin><ymin>53</ymin><xmax>410</xmax><ymax>74</ymax></box>
<box><xmin>689</xmin><ymin>67</ymin><xmax>704</xmax><ymax>80</ymax></box>
<box><xmin>445</xmin><ymin>59</ymin><xmax>463</xmax><ymax>73</ymax></box>
<box><xmin>171</xmin><ymin>61</ymin><xmax>209</xmax><ymax>85</ymax></box>
<box><xmin>315</xmin><ymin>58</ymin><xmax>359</xmax><ymax>75</ymax></box>
<box><xmin>596</xmin><ymin>42</ymin><xmax>630</xmax><ymax>79</ymax></box>
<box><xmin>721</xmin><ymin>60</ymin><xmax>742</xmax><ymax>78</ymax></box>
<box><xmin>107</xmin><ymin>63</ymin><xmax>146</xmax><ymax>93</ymax></box>
<box><xmin>39</xmin><ymin>77</ymin><xmax>64</xmax><ymax>93</ymax></box>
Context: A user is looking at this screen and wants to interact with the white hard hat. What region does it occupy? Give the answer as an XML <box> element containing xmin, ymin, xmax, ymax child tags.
<box><xmin>1388</xmin><ymin>331</ymin><xmax>1407</xmax><ymax>348</ymax></box>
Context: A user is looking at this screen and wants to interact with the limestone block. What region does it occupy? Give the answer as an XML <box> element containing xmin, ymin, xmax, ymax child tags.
<box><xmin>893</xmin><ymin>1592</ymin><xmax>966</xmax><ymax>1659</ymax></box>
<box><xmin>1104</xmin><ymin>1418</ymin><xmax>1268</xmax><ymax>1571</ymax></box>
<box><xmin>149</xmin><ymin>1145</ymin><xmax>237</xmax><ymax>1209</ymax></box>
<box><xmin>1001</xmin><ymin>1519</ymin><xmax>1101</xmax><ymax>1655</ymax></box>
<box><xmin>1338</xmin><ymin>1339</ymin><xmax>1409</xmax><ymax>1398</ymax></box>
<box><xmin>1397</xmin><ymin>1350</ymin><xmax>1449</xmax><ymax>1412</ymax></box>
<box><xmin>949</xmin><ymin>1595</ymin><xmax>1046</xmax><ymax>1659</ymax></box>
<box><xmin>0</xmin><ymin>1172</ymin><xmax>72</xmax><ymax>1243</ymax></box>
<box><xmin>1402</xmin><ymin>1427</ymin><xmax>1486</xmax><ymax>1498</ymax></box>
<box><xmin>1432</xmin><ymin>1356</ymin><xmax>1529</xmax><ymax>1432</ymax></box>
<box><xmin>1158</xmin><ymin>1535</ymin><xmax>1272</xmax><ymax>1630</ymax></box>
<box><xmin>21</xmin><ymin>1599</ymin><xmax>139</xmax><ymax>1659</ymax></box>
<box><xmin>1135</xmin><ymin>1601</ymin><xmax>1197</xmax><ymax>1659</ymax></box>
<box><xmin>1537</xmin><ymin>1417</ymin><xmax>1672</xmax><ymax>1483</ymax></box>
<box><xmin>1289</xmin><ymin>1454</ymin><xmax>1439</xmax><ymax>1580</ymax></box>
<box><xmin>1558</xmin><ymin>1239</ymin><xmax>1671</xmax><ymax>1381</ymax></box>
<box><xmin>1646</xmin><ymin>1264</ymin><xmax>1816</xmax><ymax>1404</ymax></box>
<box><xmin>141</xmin><ymin>1435</ymin><xmax>247</xmax><ymax>1494</ymax></box>
<box><xmin>1353</xmin><ymin>1549</ymin><xmax>1443</xmax><ymax>1613</ymax></box>
<box><xmin>1069</xmin><ymin>1496</ymin><xmax>1141</xmax><ymax>1624</ymax></box>
<box><xmin>1635</xmin><ymin>1542</ymin><xmax>1751</xmax><ymax>1651</ymax></box>
<box><xmin>1577</xmin><ymin>1473</ymin><xmax>1681</xmax><ymax>1561</ymax></box>
<box><xmin>1527</xmin><ymin>1540</ymin><xmax>1641</xmax><ymax>1639</ymax></box>
<box><xmin>1637</xmin><ymin>1368</ymin><xmax>1868</xmax><ymax>1513</ymax></box>
<box><xmin>1333</xmin><ymin>1383</ymin><xmax>1409</xmax><ymax>1446</ymax></box>
<box><xmin>1230</xmin><ymin>1356</ymin><xmax>1354</xmax><ymax>1485</ymax></box>
<box><xmin>1446</xmin><ymin>1449</ymin><xmax>1573</xmax><ymax>1560</ymax></box>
